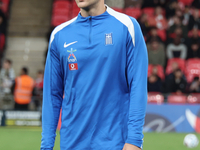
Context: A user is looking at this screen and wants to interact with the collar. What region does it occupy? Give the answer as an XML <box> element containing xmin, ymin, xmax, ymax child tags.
<box><xmin>76</xmin><ymin>5</ymin><xmax>110</xmax><ymax>22</ymax></box>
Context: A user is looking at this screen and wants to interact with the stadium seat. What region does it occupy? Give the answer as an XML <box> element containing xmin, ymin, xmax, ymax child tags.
<box><xmin>71</xmin><ymin>1</ymin><xmax>80</xmax><ymax>18</ymax></box>
<box><xmin>178</xmin><ymin>0</ymin><xmax>194</xmax><ymax>6</ymax></box>
<box><xmin>124</xmin><ymin>8</ymin><xmax>141</xmax><ymax>19</ymax></box>
<box><xmin>148</xmin><ymin>92</ymin><xmax>164</xmax><ymax>104</ymax></box>
<box><xmin>52</xmin><ymin>8</ymin><xmax>69</xmax><ymax>17</ymax></box>
<box><xmin>112</xmin><ymin>7</ymin><xmax>123</xmax><ymax>13</ymax></box>
<box><xmin>188</xmin><ymin>30</ymin><xmax>200</xmax><ymax>37</ymax></box>
<box><xmin>167</xmin><ymin>94</ymin><xmax>187</xmax><ymax>104</ymax></box>
<box><xmin>53</xmin><ymin>1</ymin><xmax>70</xmax><ymax>10</ymax></box>
<box><xmin>142</xmin><ymin>7</ymin><xmax>154</xmax><ymax>17</ymax></box>
<box><xmin>1</xmin><ymin>1</ymin><xmax>9</xmax><ymax>15</ymax></box>
<box><xmin>148</xmin><ymin>64</ymin><xmax>165</xmax><ymax>80</ymax></box>
<box><xmin>51</xmin><ymin>15</ymin><xmax>70</xmax><ymax>26</ymax></box>
<box><xmin>0</xmin><ymin>34</ymin><xmax>5</xmax><ymax>52</ymax></box>
<box><xmin>157</xmin><ymin>29</ymin><xmax>166</xmax><ymax>41</ymax></box>
<box><xmin>187</xmin><ymin>94</ymin><xmax>200</xmax><ymax>104</ymax></box>
<box><xmin>1</xmin><ymin>0</ymin><xmax>10</xmax><ymax>4</ymax></box>
<box><xmin>186</xmin><ymin>59</ymin><xmax>200</xmax><ymax>83</ymax></box>
<box><xmin>166</xmin><ymin>58</ymin><xmax>186</xmax><ymax>75</ymax></box>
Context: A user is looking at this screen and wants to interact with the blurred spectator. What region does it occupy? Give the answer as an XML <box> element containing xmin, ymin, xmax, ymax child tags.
<box><xmin>165</xmin><ymin>69</ymin><xmax>187</xmax><ymax>93</ymax></box>
<box><xmin>12</xmin><ymin>67</ymin><xmax>34</xmax><ymax>110</ymax></box>
<box><xmin>168</xmin><ymin>16</ymin><xmax>188</xmax><ymax>38</ymax></box>
<box><xmin>165</xmin><ymin>0</ymin><xmax>178</xmax><ymax>19</ymax></box>
<box><xmin>138</xmin><ymin>13</ymin><xmax>150</xmax><ymax>38</ymax></box>
<box><xmin>33</xmin><ymin>70</ymin><xmax>43</xmax><ymax>110</ymax></box>
<box><xmin>148</xmin><ymin>74</ymin><xmax>162</xmax><ymax>92</ymax></box>
<box><xmin>124</xmin><ymin>0</ymin><xmax>143</xmax><ymax>8</ymax></box>
<box><xmin>191</xmin><ymin>0</ymin><xmax>200</xmax><ymax>9</ymax></box>
<box><xmin>142</xmin><ymin>0</ymin><xmax>167</xmax><ymax>8</ymax></box>
<box><xmin>153</xmin><ymin>6</ymin><xmax>167</xmax><ymax>30</ymax></box>
<box><xmin>182</xmin><ymin>6</ymin><xmax>191</xmax><ymax>26</ymax></box>
<box><xmin>166</xmin><ymin>36</ymin><xmax>187</xmax><ymax>59</ymax></box>
<box><xmin>146</xmin><ymin>26</ymin><xmax>163</xmax><ymax>43</ymax></box>
<box><xmin>187</xmin><ymin>42</ymin><xmax>200</xmax><ymax>59</ymax></box>
<box><xmin>147</xmin><ymin>38</ymin><xmax>165</xmax><ymax>67</ymax></box>
<box><xmin>188</xmin><ymin>8</ymin><xmax>200</xmax><ymax>31</ymax></box>
<box><xmin>0</xmin><ymin>59</ymin><xmax>15</xmax><ymax>94</ymax></box>
<box><xmin>188</xmin><ymin>28</ymin><xmax>200</xmax><ymax>44</ymax></box>
<box><xmin>189</xmin><ymin>76</ymin><xmax>200</xmax><ymax>93</ymax></box>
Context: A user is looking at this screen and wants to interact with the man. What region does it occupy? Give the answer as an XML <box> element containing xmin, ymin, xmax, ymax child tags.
<box><xmin>0</xmin><ymin>59</ymin><xmax>15</xmax><ymax>94</ymax></box>
<box><xmin>12</xmin><ymin>67</ymin><xmax>34</xmax><ymax>110</ymax></box>
<box><xmin>41</xmin><ymin>0</ymin><xmax>148</xmax><ymax>150</ymax></box>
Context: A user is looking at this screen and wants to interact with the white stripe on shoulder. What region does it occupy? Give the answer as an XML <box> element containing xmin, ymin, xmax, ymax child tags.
<box><xmin>50</xmin><ymin>17</ymin><xmax>77</xmax><ymax>44</ymax></box>
<box><xmin>106</xmin><ymin>6</ymin><xmax>135</xmax><ymax>46</ymax></box>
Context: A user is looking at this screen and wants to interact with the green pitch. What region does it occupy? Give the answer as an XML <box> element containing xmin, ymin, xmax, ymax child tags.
<box><xmin>0</xmin><ymin>127</ymin><xmax>200</xmax><ymax>150</ymax></box>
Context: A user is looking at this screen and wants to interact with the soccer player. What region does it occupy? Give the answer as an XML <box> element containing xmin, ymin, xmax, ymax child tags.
<box><xmin>41</xmin><ymin>0</ymin><xmax>148</xmax><ymax>150</ymax></box>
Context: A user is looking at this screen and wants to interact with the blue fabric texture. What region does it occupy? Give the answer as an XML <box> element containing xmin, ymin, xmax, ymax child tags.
<box><xmin>41</xmin><ymin>6</ymin><xmax>148</xmax><ymax>150</ymax></box>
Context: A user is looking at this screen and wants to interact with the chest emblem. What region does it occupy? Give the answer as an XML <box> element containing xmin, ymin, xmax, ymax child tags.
<box><xmin>105</xmin><ymin>33</ymin><xmax>113</xmax><ymax>45</ymax></box>
<box><xmin>67</xmin><ymin>48</ymin><xmax>78</xmax><ymax>71</ymax></box>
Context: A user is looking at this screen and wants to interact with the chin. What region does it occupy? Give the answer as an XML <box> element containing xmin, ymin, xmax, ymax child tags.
<box><xmin>76</xmin><ymin>2</ymin><xmax>89</xmax><ymax>9</ymax></box>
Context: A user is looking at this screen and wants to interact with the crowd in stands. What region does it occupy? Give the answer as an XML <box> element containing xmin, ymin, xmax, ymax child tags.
<box><xmin>50</xmin><ymin>0</ymin><xmax>200</xmax><ymax>104</ymax></box>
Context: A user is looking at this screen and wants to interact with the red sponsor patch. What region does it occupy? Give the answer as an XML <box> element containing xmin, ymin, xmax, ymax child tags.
<box><xmin>69</xmin><ymin>63</ymin><xmax>78</xmax><ymax>70</ymax></box>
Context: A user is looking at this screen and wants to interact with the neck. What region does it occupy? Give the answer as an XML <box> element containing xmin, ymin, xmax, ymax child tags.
<box><xmin>80</xmin><ymin>2</ymin><xmax>106</xmax><ymax>17</ymax></box>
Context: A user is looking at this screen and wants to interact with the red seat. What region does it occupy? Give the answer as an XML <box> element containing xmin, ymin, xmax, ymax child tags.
<box><xmin>188</xmin><ymin>30</ymin><xmax>200</xmax><ymax>37</ymax></box>
<box><xmin>1</xmin><ymin>0</ymin><xmax>10</xmax><ymax>4</ymax></box>
<box><xmin>52</xmin><ymin>8</ymin><xmax>69</xmax><ymax>17</ymax></box>
<box><xmin>142</xmin><ymin>7</ymin><xmax>154</xmax><ymax>17</ymax></box>
<box><xmin>166</xmin><ymin>58</ymin><xmax>186</xmax><ymax>75</ymax></box>
<box><xmin>186</xmin><ymin>59</ymin><xmax>200</xmax><ymax>83</ymax></box>
<box><xmin>1</xmin><ymin>1</ymin><xmax>9</xmax><ymax>14</ymax></box>
<box><xmin>148</xmin><ymin>64</ymin><xmax>165</xmax><ymax>80</ymax></box>
<box><xmin>51</xmin><ymin>15</ymin><xmax>70</xmax><ymax>26</ymax></box>
<box><xmin>53</xmin><ymin>1</ymin><xmax>70</xmax><ymax>10</ymax></box>
<box><xmin>168</xmin><ymin>95</ymin><xmax>187</xmax><ymax>104</ymax></box>
<box><xmin>112</xmin><ymin>7</ymin><xmax>123</xmax><ymax>13</ymax></box>
<box><xmin>187</xmin><ymin>94</ymin><xmax>200</xmax><ymax>104</ymax></box>
<box><xmin>148</xmin><ymin>92</ymin><xmax>164</xmax><ymax>104</ymax></box>
<box><xmin>71</xmin><ymin>1</ymin><xmax>80</xmax><ymax>18</ymax></box>
<box><xmin>124</xmin><ymin>8</ymin><xmax>141</xmax><ymax>19</ymax></box>
<box><xmin>157</xmin><ymin>29</ymin><xmax>166</xmax><ymax>41</ymax></box>
<box><xmin>0</xmin><ymin>34</ymin><xmax>5</xmax><ymax>51</ymax></box>
<box><xmin>178</xmin><ymin>0</ymin><xmax>194</xmax><ymax>6</ymax></box>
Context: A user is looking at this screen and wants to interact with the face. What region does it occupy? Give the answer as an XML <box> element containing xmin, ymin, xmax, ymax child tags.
<box><xmin>191</xmin><ymin>44</ymin><xmax>199</xmax><ymax>51</ymax></box>
<box><xmin>148</xmin><ymin>75</ymin><xmax>157</xmax><ymax>83</ymax></box>
<box><xmin>3</xmin><ymin>62</ymin><xmax>10</xmax><ymax>69</ymax></box>
<box><xmin>75</xmin><ymin>0</ymin><xmax>102</xmax><ymax>9</ymax></box>
<box><xmin>175</xmin><ymin>70</ymin><xmax>182</xmax><ymax>78</ymax></box>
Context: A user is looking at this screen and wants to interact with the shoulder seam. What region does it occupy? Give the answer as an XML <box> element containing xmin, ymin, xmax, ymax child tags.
<box><xmin>106</xmin><ymin>6</ymin><xmax>135</xmax><ymax>46</ymax></box>
<box><xmin>50</xmin><ymin>17</ymin><xmax>77</xmax><ymax>45</ymax></box>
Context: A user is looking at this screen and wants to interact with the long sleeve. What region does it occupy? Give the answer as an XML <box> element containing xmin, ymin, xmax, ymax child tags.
<box><xmin>179</xmin><ymin>44</ymin><xmax>187</xmax><ymax>59</ymax></box>
<box><xmin>41</xmin><ymin>32</ymin><xmax>64</xmax><ymax>150</ymax></box>
<box><xmin>166</xmin><ymin>44</ymin><xmax>173</xmax><ymax>59</ymax></box>
<box><xmin>125</xmin><ymin>18</ymin><xmax>148</xmax><ymax>149</ymax></box>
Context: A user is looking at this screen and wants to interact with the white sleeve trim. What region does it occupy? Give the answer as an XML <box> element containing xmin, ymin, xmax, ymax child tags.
<box><xmin>106</xmin><ymin>6</ymin><xmax>135</xmax><ymax>46</ymax></box>
<box><xmin>50</xmin><ymin>17</ymin><xmax>77</xmax><ymax>45</ymax></box>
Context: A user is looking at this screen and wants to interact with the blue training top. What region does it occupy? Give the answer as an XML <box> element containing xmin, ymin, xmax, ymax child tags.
<box><xmin>41</xmin><ymin>6</ymin><xmax>148</xmax><ymax>150</ymax></box>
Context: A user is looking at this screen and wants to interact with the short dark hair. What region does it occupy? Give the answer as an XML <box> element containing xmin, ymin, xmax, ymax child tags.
<box><xmin>22</xmin><ymin>67</ymin><xmax>28</xmax><ymax>75</ymax></box>
<box><xmin>5</xmin><ymin>59</ymin><xmax>12</xmax><ymax>65</ymax></box>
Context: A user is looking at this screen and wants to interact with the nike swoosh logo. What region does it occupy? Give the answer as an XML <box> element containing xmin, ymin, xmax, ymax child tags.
<box><xmin>64</xmin><ymin>41</ymin><xmax>77</xmax><ymax>48</ymax></box>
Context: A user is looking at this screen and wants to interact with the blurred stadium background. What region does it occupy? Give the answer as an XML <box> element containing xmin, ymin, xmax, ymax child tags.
<box><xmin>0</xmin><ymin>0</ymin><xmax>200</xmax><ymax>149</ymax></box>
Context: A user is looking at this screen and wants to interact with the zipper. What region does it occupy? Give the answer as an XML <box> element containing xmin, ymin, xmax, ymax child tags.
<box><xmin>89</xmin><ymin>17</ymin><xmax>92</xmax><ymax>44</ymax></box>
